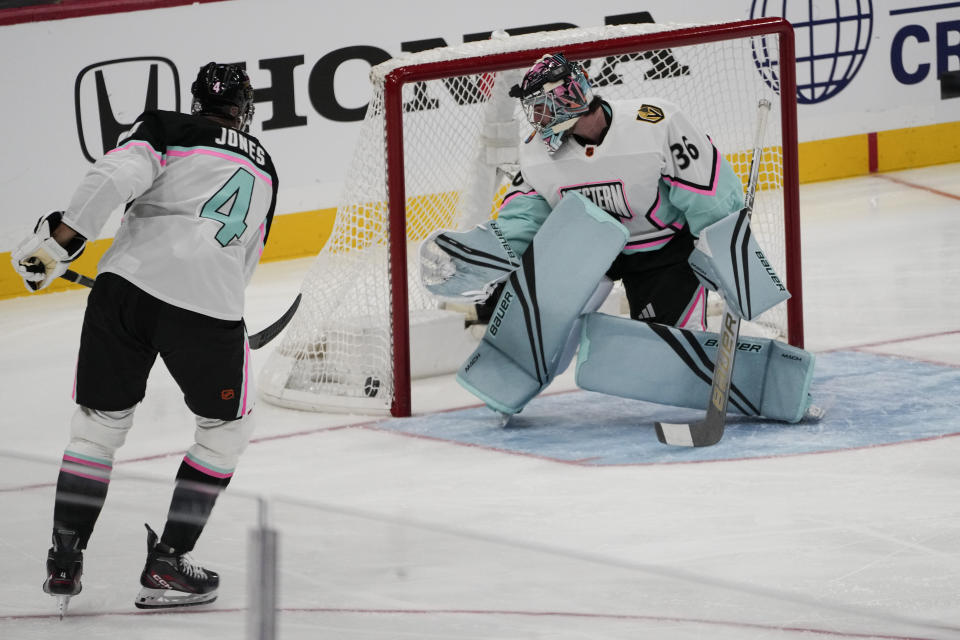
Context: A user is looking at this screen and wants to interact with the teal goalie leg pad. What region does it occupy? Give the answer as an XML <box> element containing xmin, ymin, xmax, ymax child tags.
<box><xmin>575</xmin><ymin>312</ymin><xmax>815</xmax><ymax>423</ymax></box>
<box><xmin>456</xmin><ymin>193</ymin><xmax>629</xmax><ymax>415</ymax></box>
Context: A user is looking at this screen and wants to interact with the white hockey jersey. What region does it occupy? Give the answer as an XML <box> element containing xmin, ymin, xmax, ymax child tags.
<box><xmin>62</xmin><ymin>110</ymin><xmax>279</xmax><ymax>320</ymax></box>
<box><xmin>497</xmin><ymin>98</ymin><xmax>743</xmax><ymax>255</ymax></box>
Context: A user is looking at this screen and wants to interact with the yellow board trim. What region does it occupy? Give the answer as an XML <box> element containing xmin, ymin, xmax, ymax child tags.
<box><xmin>798</xmin><ymin>133</ymin><xmax>869</xmax><ymax>182</ymax></box>
<box><xmin>878</xmin><ymin>121</ymin><xmax>960</xmax><ymax>172</ymax></box>
<box><xmin>0</xmin><ymin>207</ymin><xmax>337</xmax><ymax>300</ymax></box>
<box><xmin>2</xmin><ymin>120</ymin><xmax>959</xmax><ymax>300</ymax></box>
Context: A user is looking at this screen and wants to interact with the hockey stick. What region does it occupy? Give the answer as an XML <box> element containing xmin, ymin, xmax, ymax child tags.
<box><xmin>654</xmin><ymin>99</ymin><xmax>771</xmax><ymax>447</ymax></box>
<box><xmin>59</xmin><ymin>269</ymin><xmax>301</xmax><ymax>350</ymax></box>
<box><xmin>247</xmin><ymin>292</ymin><xmax>301</xmax><ymax>350</ymax></box>
<box><xmin>61</xmin><ymin>268</ymin><xmax>96</xmax><ymax>288</ymax></box>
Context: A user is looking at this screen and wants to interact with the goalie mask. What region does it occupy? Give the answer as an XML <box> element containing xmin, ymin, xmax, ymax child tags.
<box><xmin>191</xmin><ymin>62</ymin><xmax>255</xmax><ymax>133</ymax></box>
<box><xmin>509</xmin><ymin>53</ymin><xmax>593</xmax><ymax>152</ymax></box>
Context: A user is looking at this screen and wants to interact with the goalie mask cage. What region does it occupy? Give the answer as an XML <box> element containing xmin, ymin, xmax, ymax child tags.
<box><xmin>260</xmin><ymin>17</ymin><xmax>801</xmax><ymax>417</ymax></box>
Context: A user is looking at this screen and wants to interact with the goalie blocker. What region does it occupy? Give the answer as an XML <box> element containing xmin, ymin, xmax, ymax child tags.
<box><xmin>576</xmin><ymin>312</ymin><xmax>814</xmax><ymax>423</ymax></box>
<box><xmin>688</xmin><ymin>207</ymin><xmax>790</xmax><ymax>321</ymax></box>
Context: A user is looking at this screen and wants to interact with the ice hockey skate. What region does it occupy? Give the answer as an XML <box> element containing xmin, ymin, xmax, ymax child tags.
<box><xmin>134</xmin><ymin>523</ymin><xmax>218</xmax><ymax>609</ymax></box>
<box><xmin>42</xmin><ymin>529</ymin><xmax>83</xmax><ymax>619</ymax></box>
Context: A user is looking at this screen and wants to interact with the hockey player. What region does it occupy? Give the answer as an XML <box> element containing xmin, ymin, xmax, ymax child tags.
<box><xmin>421</xmin><ymin>53</ymin><xmax>813</xmax><ymax>424</ymax></box>
<box><xmin>500</xmin><ymin>52</ymin><xmax>749</xmax><ymax>325</ymax></box>
<box><xmin>10</xmin><ymin>62</ymin><xmax>279</xmax><ymax>614</ymax></box>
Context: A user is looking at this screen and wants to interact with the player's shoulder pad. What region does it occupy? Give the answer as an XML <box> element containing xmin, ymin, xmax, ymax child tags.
<box><xmin>114</xmin><ymin>110</ymin><xmax>168</xmax><ymax>150</ymax></box>
<box><xmin>244</xmin><ymin>130</ymin><xmax>275</xmax><ymax>166</ymax></box>
<box><xmin>635</xmin><ymin>103</ymin><xmax>667</xmax><ymax>124</ymax></box>
<box><xmin>612</xmin><ymin>97</ymin><xmax>681</xmax><ymax>125</ymax></box>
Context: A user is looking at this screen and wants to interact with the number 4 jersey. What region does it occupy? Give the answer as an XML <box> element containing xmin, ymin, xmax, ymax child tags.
<box><xmin>499</xmin><ymin>98</ymin><xmax>743</xmax><ymax>256</ymax></box>
<box><xmin>62</xmin><ymin>110</ymin><xmax>279</xmax><ymax>320</ymax></box>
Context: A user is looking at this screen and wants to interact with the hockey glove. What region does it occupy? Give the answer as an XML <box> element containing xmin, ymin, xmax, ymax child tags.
<box><xmin>419</xmin><ymin>221</ymin><xmax>521</xmax><ymax>303</ymax></box>
<box><xmin>10</xmin><ymin>211</ymin><xmax>86</xmax><ymax>292</ymax></box>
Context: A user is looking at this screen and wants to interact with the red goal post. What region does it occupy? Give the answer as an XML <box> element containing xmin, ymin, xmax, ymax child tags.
<box><xmin>260</xmin><ymin>18</ymin><xmax>801</xmax><ymax>418</ymax></box>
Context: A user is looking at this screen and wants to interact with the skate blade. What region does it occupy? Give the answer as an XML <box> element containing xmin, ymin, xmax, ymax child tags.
<box><xmin>134</xmin><ymin>587</ymin><xmax>218</xmax><ymax>609</ymax></box>
<box><xmin>802</xmin><ymin>392</ymin><xmax>833</xmax><ymax>423</ymax></box>
<box><xmin>56</xmin><ymin>595</ymin><xmax>71</xmax><ymax>619</ymax></box>
<box><xmin>805</xmin><ymin>404</ymin><xmax>828</xmax><ymax>421</ymax></box>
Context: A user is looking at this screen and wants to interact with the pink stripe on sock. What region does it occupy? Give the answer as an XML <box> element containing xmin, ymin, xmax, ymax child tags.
<box><xmin>63</xmin><ymin>454</ymin><xmax>112</xmax><ymax>471</ymax></box>
<box><xmin>183</xmin><ymin>455</ymin><xmax>233</xmax><ymax>479</ymax></box>
<box><xmin>61</xmin><ymin>468</ymin><xmax>110</xmax><ymax>484</ymax></box>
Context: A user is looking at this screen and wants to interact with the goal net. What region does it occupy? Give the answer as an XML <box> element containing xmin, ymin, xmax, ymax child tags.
<box><xmin>260</xmin><ymin>18</ymin><xmax>801</xmax><ymax>417</ymax></box>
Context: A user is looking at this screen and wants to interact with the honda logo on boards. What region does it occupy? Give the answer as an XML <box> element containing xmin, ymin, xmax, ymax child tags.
<box><xmin>74</xmin><ymin>57</ymin><xmax>180</xmax><ymax>162</ymax></box>
<box><xmin>66</xmin><ymin>12</ymin><xmax>675</xmax><ymax>163</ymax></box>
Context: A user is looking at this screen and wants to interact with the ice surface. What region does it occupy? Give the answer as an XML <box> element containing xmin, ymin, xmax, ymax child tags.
<box><xmin>2</xmin><ymin>165</ymin><xmax>960</xmax><ymax>638</ymax></box>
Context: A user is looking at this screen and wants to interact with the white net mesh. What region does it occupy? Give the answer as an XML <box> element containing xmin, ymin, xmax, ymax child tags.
<box><xmin>260</xmin><ymin>21</ymin><xmax>797</xmax><ymax>415</ymax></box>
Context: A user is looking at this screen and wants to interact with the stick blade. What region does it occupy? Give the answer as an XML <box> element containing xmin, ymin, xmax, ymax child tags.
<box><xmin>655</xmin><ymin>417</ymin><xmax>724</xmax><ymax>448</ymax></box>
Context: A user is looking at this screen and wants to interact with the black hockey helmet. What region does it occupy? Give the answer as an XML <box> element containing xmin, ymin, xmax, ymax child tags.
<box><xmin>191</xmin><ymin>62</ymin><xmax>255</xmax><ymax>132</ymax></box>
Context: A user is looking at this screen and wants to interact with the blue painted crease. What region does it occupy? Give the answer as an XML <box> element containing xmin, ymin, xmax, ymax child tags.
<box><xmin>376</xmin><ymin>351</ymin><xmax>960</xmax><ymax>465</ymax></box>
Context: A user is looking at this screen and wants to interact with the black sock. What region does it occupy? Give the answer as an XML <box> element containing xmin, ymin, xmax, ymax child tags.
<box><xmin>159</xmin><ymin>461</ymin><xmax>231</xmax><ymax>553</ymax></box>
<box><xmin>52</xmin><ymin>458</ymin><xmax>112</xmax><ymax>549</ymax></box>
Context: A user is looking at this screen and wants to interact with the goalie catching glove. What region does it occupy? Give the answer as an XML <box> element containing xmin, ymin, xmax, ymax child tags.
<box><xmin>11</xmin><ymin>211</ymin><xmax>86</xmax><ymax>292</ymax></box>
<box><xmin>419</xmin><ymin>220</ymin><xmax>521</xmax><ymax>303</ymax></box>
<box><xmin>687</xmin><ymin>208</ymin><xmax>789</xmax><ymax>320</ymax></box>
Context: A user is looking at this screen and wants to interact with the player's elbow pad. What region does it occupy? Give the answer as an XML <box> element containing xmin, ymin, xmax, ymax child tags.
<box><xmin>688</xmin><ymin>208</ymin><xmax>789</xmax><ymax>320</ymax></box>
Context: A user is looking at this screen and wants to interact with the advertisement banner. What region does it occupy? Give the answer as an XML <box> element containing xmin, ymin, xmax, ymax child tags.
<box><xmin>0</xmin><ymin>0</ymin><xmax>957</xmax><ymax>252</ymax></box>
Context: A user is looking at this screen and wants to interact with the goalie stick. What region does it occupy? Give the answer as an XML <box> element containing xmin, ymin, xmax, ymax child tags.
<box><xmin>60</xmin><ymin>269</ymin><xmax>301</xmax><ymax>350</ymax></box>
<box><xmin>654</xmin><ymin>99</ymin><xmax>771</xmax><ymax>448</ymax></box>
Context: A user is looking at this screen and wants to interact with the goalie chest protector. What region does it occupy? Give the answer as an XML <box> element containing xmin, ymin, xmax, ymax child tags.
<box><xmin>517</xmin><ymin>98</ymin><xmax>741</xmax><ymax>251</ymax></box>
